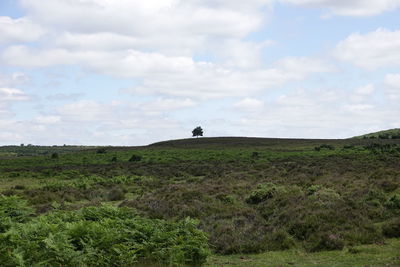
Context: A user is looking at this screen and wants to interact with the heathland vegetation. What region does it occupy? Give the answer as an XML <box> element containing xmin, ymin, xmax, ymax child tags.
<box><xmin>0</xmin><ymin>131</ymin><xmax>399</xmax><ymax>266</ymax></box>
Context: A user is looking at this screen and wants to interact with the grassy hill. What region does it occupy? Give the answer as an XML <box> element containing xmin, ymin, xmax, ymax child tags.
<box><xmin>0</xmin><ymin>136</ymin><xmax>400</xmax><ymax>265</ymax></box>
<box><xmin>354</xmin><ymin>128</ymin><xmax>400</xmax><ymax>139</ymax></box>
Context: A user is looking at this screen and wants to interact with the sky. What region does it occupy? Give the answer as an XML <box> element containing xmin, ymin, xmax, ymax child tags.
<box><xmin>0</xmin><ymin>0</ymin><xmax>400</xmax><ymax>146</ymax></box>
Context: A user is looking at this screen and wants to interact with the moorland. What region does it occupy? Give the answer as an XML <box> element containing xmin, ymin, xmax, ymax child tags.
<box><xmin>0</xmin><ymin>132</ymin><xmax>400</xmax><ymax>266</ymax></box>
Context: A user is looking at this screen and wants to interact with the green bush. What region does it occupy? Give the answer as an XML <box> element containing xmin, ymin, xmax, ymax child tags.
<box><xmin>344</xmin><ymin>224</ymin><xmax>382</xmax><ymax>245</ymax></box>
<box><xmin>107</xmin><ymin>187</ymin><xmax>125</xmax><ymax>201</ymax></box>
<box><xmin>96</xmin><ymin>148</ymin><xmax>107</xmax><ymax>154</ymax></box>
<box><xmin>378</xmin><ymin>180</ymin><xmax>398</xmax><ymax>193</ymax></box>
<box><xmin>307</xmin><ymin>185</ymin><xmax>322</xmax><ymax>195</ymax></box>
<box><xmin>0</xmin><ymin>195</ymin><xmax>34</xmax><ymax>233</ymax></box>
<box><xmin>306</xmin><ymin>233</ymin><xmax>344</xmax><ymax>252</ymax></box>
<box><xmin>201</xmin><ymin>214</ymin><xmax>268</xmax><ymax>254</ymax></box>
<box><xmin>315</xmin><ymin>144</ymin><xmax>335</xmax><ymax>151</ymax></box>
<box><xmin>385</xmin><ymin>194</ymin><xmax>400</xmax><ymax>210</ymax></box>
<box><xmin>129</xmin><ymin>154</ymin><xmax>142</xmax><ymax>162</ymax></box>
<box><xmin>265</xmin><ymin>230</ymin><xmax>296</xmax><ymax>251</ymax></box>
<box><xmin>309</xmin><ymin>187</ymin><xmax>341</xmax><ymax>204</ymax></box>
<box><xmin>12</xmin><ymin>185</ymin><xmax>26</xmax><ymax>190</ymax></box>
<box><xmin>382</xmin><ymin>219</ymin><xmax>400</xmax><ymax>238</ymax></box>
<box><xmin>0</xmin><ymin>205</ymin><xmax>210</xmax><ymax>266</ymax></box>
<box><xmin>246</xmin><ymin>183</ymin><xmax>285</xmax><ymax>204</ymax></box>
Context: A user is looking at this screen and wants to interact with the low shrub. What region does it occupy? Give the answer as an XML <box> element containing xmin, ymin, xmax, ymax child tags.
<box><xmin>288</xmin><ymin>218</ymin><xmax>320</xmax><ymax>241</ymax></box>
<box><xmin>307</xmin><ymin>185</ymin><xmax>322</xmax><ymax>195</ymax></box>
<box><xmin>201</xmin><ymin>213</ymin><xmax>268</xmax><ymax>254</ymax></box>
<box><xmin>385</xmin><ymin>194</ymin><xmax>400</xmax><ymax>210</ymax></box>
<box><xmin>309</xmin><ymin>187</ymin><xmax>341</xmax><ymax>203</ymax></box>
<box><xmin>12</xmin><ymin>185</ymin><xmax>26</xmax><ymax>190</ymax></box>
<box><xmin>96</xmin><ymin>148</ymin><xmax>107</xmax><ymax>154</ymax></box>
<box><xmin>107</xmin><ymin>187</ymin><xmax>125</xmax><ymax>201</ymax></box>
<box><xmin>315</xmin><ymin>144</ymin><xmax>335</xmax><ymax>151</ymax></box>
<box><xmin>378</xmin><ymin>180</ymin><xmax>398</xmax><ymax>193</ymax></box>
<box><xmin>129</xmin><ymin>154</ymin><xmax>142</xmax><ymax>162</ymax></box>
<box><xmin>344</xmin><ymin>224</ymin><xmax>382</xmax><ymax>245</ymax></box>
<box><xmin>265</xmin><ymin>230</ymin><xmax>296</xmax><ymax>251</ymax></box>
<box><xmin>246</xmin><ymin>183</ymin><xmax>285</xmax><ymax>205</ymax></box>
<box><xmin>382</xmin><ymin>219</ymin><xmax>400</xmax><ymax>238</ymax></box>
<box><xmin>306</xmin><ymin>233</ymin><xmax>344</xmax><ymax>252</ymax></box>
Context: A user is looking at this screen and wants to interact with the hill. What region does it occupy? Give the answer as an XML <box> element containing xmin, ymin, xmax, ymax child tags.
<box><xmin>354</xmin><ymin>128</ymin><xmax>400</xmax><ymax>139</ymax></box>
<box><xmin>149</xmin><ymin>136</ymin><xmax>393</xmax><ymax>149</ymax></box>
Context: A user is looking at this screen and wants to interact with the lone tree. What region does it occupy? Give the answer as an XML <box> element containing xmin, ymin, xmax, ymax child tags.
<box><xmin>192</xmin><ymin>126</ymin><xmax>204</xmax><ymax>138</ymax></box>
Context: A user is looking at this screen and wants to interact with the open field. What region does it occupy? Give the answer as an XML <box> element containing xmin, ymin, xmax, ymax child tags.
<box><xmin>0</xmin><ymin>137</ymin><xmax>399</xmax><ymax>265</ymax></box>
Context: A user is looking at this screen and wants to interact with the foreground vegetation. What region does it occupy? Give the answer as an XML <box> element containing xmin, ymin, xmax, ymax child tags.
<box><xmin>0</xmin><ymin>136</ymin><xmax>400</xmax><ymax>265</ymax></box>
<box><xmin>0</xmin><ymin>199</ymin><xmax>209</xmax><ymax>266</ymax></box>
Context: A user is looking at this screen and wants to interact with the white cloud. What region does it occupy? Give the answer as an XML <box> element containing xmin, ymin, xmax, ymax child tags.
<box><xmin>343</xmin><ymin>104</ymin><xmax>374</xmax><ymax>112</ymax></box>
<box><xmin>54</xmin><ymin>32</ymin><xmax>152</xmax><ymax>52</ymax></box>
<box><xmin>281</xmin><ymin>0</ymin><xmax>400</xmax><ymax>17</ymax></box>
<box><xmin>138</xmin><ymin>98</ymin><xmax>196</xmax><ymax>114</ymax></box>
<box><xmin>2</xmin><ymin>46</ymin><xmax>332</xmax><ymax>98</ymax></box>
<box><xmin>34</xmin><ymin>115</ymin><xmax>61</xmax><ymax>124</ymax></box>
<box><xmin>384</xmin><ymin>73</ymin><xmax>400</xmax><ymax>100</ymax></box>
<box><xmin>130</xmin><ymin>57</ymin><xmax>333</xmax><ymax>99</ymax></box>
<box><xmin>0</xmin><ymin>87</ymin><xmax>29</xmax><ymax>119</ymax></box>
<box><xmin>0</xmin><ymin>88</ymin><xmax>29</xmax><ymax>101</ymax></box>
<box><xmin>335</xmin><ymin>28</ymin><xmax>400</xmax><ymax>69</ymax></box>
<box><xmin>236</xmin><ymin>87</ymin><xmax>396</xmax><ymax>139</ymax></box>
<box><xmin>355</xmin><ymin>84</ymin><xmax>375</xmax><ymax>95</ymax></box>
<box><xmin>0</xmin><ymin>73</ymin><xmax>30</xmax><ymax>87</ymax></box>
<box><xmin>385</xmin><ymin>73</ymin><xmax>400</xmax><ymax>88</ymax></box>
<box><xmin>275</xmin><ymin>57</ymin><xmax>334</xmax><ymax>78</ymax></box>
<box><xmin>350</xmin><ymin>84</ymin><xmax>375</xmax><ymax>103</ymax></box>
<box><xmin>46</xmin><ymin>93</ymin><xmax>83</xmax><ymax>101</ymax></box>
<box><xmin>0</xmin><ymin>0</ymin><xmax>333</xmax><ymax>105</ymax></box>
<box><xmin>12</xmin><ymin>0</ymin><xmax>276</xmax><ymax>70</ymax></box>
<box><xmin>56</xmin><ymin>100</ymin><xmax>117</xmax><ymax>123</ymax></box>
<box><xmin>20</xmin><ymin>0</ymin><xmax>268</xmax><ymax>37</ymax></box>
<box><xmin>213</xmin><ymin>39</ymin><xmax>275</xmax><ymax>69</ymax></box>
<box><xmin>2</xmin><ymin>46</ymin><xmax>195</xmax><ymax>73</ymax></box>
<box><xmin>234</xmin><ymin>98</ymin><xmax>264</xmax><ymax>111</ymax></box>
<box><xmin>0</xmin><ymin>74</ymin><xmax>30</xmax><ymax>119</ymax></box>
<box><xmin>0</xmin><ymin>16</ymin><xmax>44</xmax><ymax>44</ymax></box>
<box><xmin>54</xmin><ymin>98</ymin><xmax>196</xmax><ymax>124</ymax></box>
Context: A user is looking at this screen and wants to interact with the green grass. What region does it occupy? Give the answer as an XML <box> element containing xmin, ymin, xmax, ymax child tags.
<box><xmin>206</xmin><ymin>239</ymin><xmax>400</xmax><ymax>266</ymax></box>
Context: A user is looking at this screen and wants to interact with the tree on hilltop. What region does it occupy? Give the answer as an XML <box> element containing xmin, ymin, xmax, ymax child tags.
<box><xmin>192</xmin><ymin>126</ymin><xmax>203</xmax><ymax>138</ymax></box>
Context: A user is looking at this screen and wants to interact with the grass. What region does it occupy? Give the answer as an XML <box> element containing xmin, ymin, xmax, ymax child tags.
<box><xmin>206</xmin><ymin>239</ymin><xmax>400</xmax><ymax>266</ymax></box>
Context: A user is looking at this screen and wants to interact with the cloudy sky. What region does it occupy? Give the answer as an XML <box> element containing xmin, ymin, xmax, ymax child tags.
<box><xmin>1</xmin><ymin>0</ymin><xmax>400</xmax><ymax>145</ymax></box>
